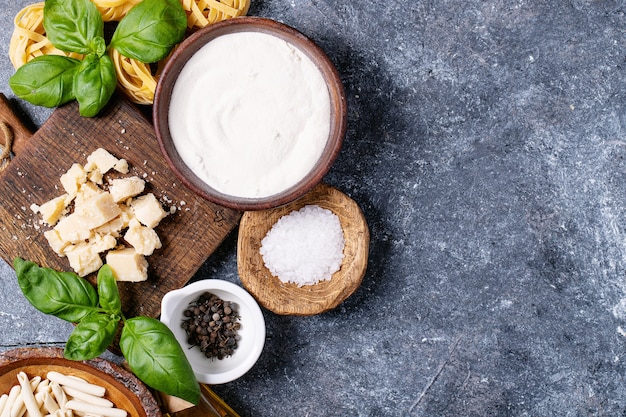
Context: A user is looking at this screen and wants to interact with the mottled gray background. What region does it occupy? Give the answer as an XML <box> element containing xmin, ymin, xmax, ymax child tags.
<box><xmin>2</xmin><ymin>0</ymin><xmax>626</xmax><ymax>416</ymax></box>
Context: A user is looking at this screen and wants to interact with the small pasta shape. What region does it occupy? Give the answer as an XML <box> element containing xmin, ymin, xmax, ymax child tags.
<box><xmin>16</xmin><ymin>373</ymin><xmax>41</xmax><ymax>417</ymax></box>
<box><xmin>45</xmin><ymin>409</ymin><xmax>72</xmax><ymax>417</ymax></box>
<box><xmin>45</xmin><ymin>373</ymin><xmax>104</xmax><ymax>398</ymax></box>
<box><xmin>2</xmin><ymin>372</ymin><xmax>128</xmax><ymax>417</ymax></box>
<box><xmin>58</xmin><ymin>388</ymin><xmax>111</xmax><ymax>409</ymax></box>
<box><xmin>40</xmin><ymin>392</ymin><xmax>59</xmax><ymax>415</ymax></box>
<box><xmin>35</xmin><ymin>381</ymin><xmax>49</xmax><ymax>395</ymax></box>
<box><xmin>2</xmin><ymin>386</ymin><xmax>21</xmax><ymax>417</ymax></box>
<box><xmin>0</xmin><ymin>395</ymin><xmax>9</xmax><ymax>417</ymax></box>
<box><xmin>64</xmin><ymin>401</ymin><xmax>126</xmax><ymax>417</ymax></box>
<box><xmin>49</xmin><ymin>384</ymin><xmax>67</xmax><ymax>409</ymax></box>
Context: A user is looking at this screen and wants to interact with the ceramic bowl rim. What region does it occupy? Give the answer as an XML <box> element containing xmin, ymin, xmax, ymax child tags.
<box><xmin>160</xmin><ymin>280</ymin><xmax>265</xmax><ymax>384</ymax></box>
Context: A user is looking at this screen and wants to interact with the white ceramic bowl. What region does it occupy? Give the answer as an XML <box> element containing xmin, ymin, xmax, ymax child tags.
<box><xmin>161</xmin><ymin>280</ymin><xmax>265</xmax><ymax>385</ymax></box>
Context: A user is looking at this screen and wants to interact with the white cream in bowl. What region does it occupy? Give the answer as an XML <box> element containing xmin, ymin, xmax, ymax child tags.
<box><xmin>168</xmin><ymin>31</ymin><xmax>331</xmax><ymax>199</ymax></box>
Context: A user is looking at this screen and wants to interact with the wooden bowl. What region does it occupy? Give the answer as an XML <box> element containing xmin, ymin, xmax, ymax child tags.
<box><xmin>0</xmin><ymin>347</ymin><xmax>160</xmax><ymax>417</ymax></box>
<box><xmin>237</xmin><ymin>183</ymin><xmax>369</xmax><ymax>315</ymax></box>
<box><xmin>153</xmin><ymin>17</ymin><xmax>347</xmax><ymax>211</ymax></box>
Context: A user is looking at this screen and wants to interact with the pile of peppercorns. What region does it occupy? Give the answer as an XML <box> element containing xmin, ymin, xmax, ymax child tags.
<box><xmin>181</xmin><ymin>291</ymin><xmax>241</xmax><ymax>360</ymax></box>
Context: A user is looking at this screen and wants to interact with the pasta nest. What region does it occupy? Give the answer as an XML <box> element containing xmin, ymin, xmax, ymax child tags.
<box><xmin>9</xmin><ymin>0</ymin><xmax>251</xmax><ymax>105</ymax></box>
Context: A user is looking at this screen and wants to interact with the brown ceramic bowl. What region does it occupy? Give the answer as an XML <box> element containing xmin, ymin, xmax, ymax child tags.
<box><xmin>153</xmin><ymin>17</ymin><xmax>347</xmax><ymax>211</ymax></box>
<box><xmin>0</xmin><ymin>347</ymin><xmax>160</xmax><ymax>417</ymax></box>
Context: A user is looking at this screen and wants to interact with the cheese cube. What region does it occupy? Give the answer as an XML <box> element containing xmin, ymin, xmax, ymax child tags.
<box><xmin>124</xmin><ymin>218</ymin><xmax>161</xmax><ymax>256</ymax></box>
<box><xmin>38</xmin><ymin>194</ymin><xmax>70</xmax><ymax>226</ymax></box>
<box><xmin>90</xmin><ymin>233</ymin><xmax>117</xmax><ymax>253</ymax></box>
<box><xmin>74</xmin><ymin>193</ymin><xmax>121</xmax><ymax>230</ymax></box>
<box><xmin>44</xmin><ymin>229</ymin><xmax>69</xmax><ymax>256</ymax></box>
<box><xmin>114</xmin><ymin>159</ymin><xmax>129</xmax><ymax>174</ymax></box>
<box><xmin>109</xmin><ymin>176</ymin><xmax>145</xmax><ymax>202</ymax></box>
<box><xmin>36</xmin><ymin>148</ymin><xmax>169</xmax><ymax>282</ymax></box>
<box><xmin>130</xmin><ymin>193</ymin><xmax>167</xmax><ymax>228</ymax></box>
<box><xmin>87</xmin><ymin>168</ymin><xmax>103</xmax><ymax>185</ymax></box>
<box><xmin>94</xmin><ymin>215</ymin><xmax>125</xmax><ymax>237</ymax></box>
<box><xmin>119</xmin><ymin>204</ymin><xmax>134</xmax><ymax>228</ymax></box>
<box><xmin>54</xmin><ymin>214</ymin><xmax>94</xmax><ymax>243</ymax></box>
<box><xmin>60</xmin><ymin>164</ymin><xmax>86</xmax><ymax>197</ymax></box>
<box><xmin>65</xmin><ymin>243</ymin><xmax>103</xmax><ymax>277</ymax></box>
<box><xmin>85</xmin><ymin>148</ymin><xmax>119</xmax><ymax>174</ymax></box>
<box><xmin>106</xmin><ymin>248</ymin><xmax>148</xmax><ymax>282</ymax></box>
<box><xmin>75</xmin><ymin>182</ymin><xmax>104</xmax><ymax>208</ymax></box>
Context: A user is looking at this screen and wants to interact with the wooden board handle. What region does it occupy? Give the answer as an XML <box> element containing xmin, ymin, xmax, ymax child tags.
<box><xmin>0</xmin><ymin>93</ymin><xmax>34</xmax><ymax>157</ymax></box>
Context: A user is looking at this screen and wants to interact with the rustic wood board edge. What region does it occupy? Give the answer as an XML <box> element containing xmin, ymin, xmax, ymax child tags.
<box><xmin>0</xmin><ymin>94</ymin><xmax>241</xmax><ymax>321</ymax></box>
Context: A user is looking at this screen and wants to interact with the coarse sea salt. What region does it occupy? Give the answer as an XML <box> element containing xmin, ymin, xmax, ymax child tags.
<box><xmin>260</xmin><ymin>204</ymin><xmax>345</xmax><ymax>287</ymax></box>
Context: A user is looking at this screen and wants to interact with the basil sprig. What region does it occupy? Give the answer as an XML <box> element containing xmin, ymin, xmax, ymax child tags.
<box><xmin>9</xmin><ymin>56</ymin><xmax>81</xmax><ymax>108</ymax></box>
<box><xmin>121</xmin><ymin>317</ymin><xmax>202</xmax><ymax>406</ymax></box>
<box><xmin>73</xmin><ymin>53</ymin><xmax>118</xmax><ymax>118</ymax></box>
<box><xmin>43</xmin><ymin>0</ymin><xmax>104</xmax><ymax>55</ymax></box>
<box><xmin>14</xmin><ymin>256</ymin><xmax>99</xmax><ymax>322</ymax></box>
<box><xmin>109</xmin><ymin>0</ymin><xmax>187</xmax><ymax>63</ymax></box>
<box><xmin>14</xmin><ymin>258</ymin><xmax>201</xmax><ymax>405</ymax></box>
<box><xmin>9</xmin><ymin>0</ymin><xmax>187</xmax><ymax>117</ymax></box>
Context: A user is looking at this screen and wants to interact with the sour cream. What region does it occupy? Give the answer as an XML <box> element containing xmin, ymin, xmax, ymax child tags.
<box><xmin>168</xmin><ymin>31</ymin><xmax>331</xmax><ymax>199</ymax></box>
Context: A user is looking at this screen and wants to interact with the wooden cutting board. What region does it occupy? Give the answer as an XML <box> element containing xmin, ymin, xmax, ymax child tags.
<box><xmin>0</xmin><ymin>93</ymin><xmax>241</xmax><ymax>321</ymax></box>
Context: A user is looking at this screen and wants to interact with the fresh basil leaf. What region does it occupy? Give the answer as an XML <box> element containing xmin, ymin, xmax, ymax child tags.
<box><xmin>120</xmin><ymin>317</ymin><xmax>200</xmax><ymax>405</ymax></box>
<box><xmin>44</xmin><ymin>0</ymin><xmax>104</xmax><ymax>54</ymax></box>
<box><xmin>9</xmin><ymin>55</ymin><xmax>80</xmax><ymax>108</ymax></box>
<box><xmin>97</xmin><ymin>265</ymin><xmax>121</xmax><ymax>312</ymax></box>
<box><xmin>65</xmin><ymin>311</ymin><xmax>120</xmax><ymax>360</ymax></box>
<box><xmin>89</xmin><ymin>36</ymin><xmax>107</xmax><ymax>57</ymax></box>
<box><xmin>109</xmin><ymin>0</ymin><xmax>186</xmax><ymax>63</ymax></box>
<box><xmin>73</xmin><ymin>53</ymin><xmax>117</xmax><ymax>117</ymax></box>
<box><xmin>14</xmin><ymin>257</ymin><xmax>98</xmax><ymax>323</ymax></box>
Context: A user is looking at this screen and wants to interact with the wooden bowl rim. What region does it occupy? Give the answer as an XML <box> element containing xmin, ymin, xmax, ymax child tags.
<box><xmin>237</xmin><ymin>183</ymin><xmax>369</xmax><ymax>315</ymax></box>
<box><xmin>0</xmin><ymin>347</ymin><xmax>161</xmax><ymax>417</ymax></box>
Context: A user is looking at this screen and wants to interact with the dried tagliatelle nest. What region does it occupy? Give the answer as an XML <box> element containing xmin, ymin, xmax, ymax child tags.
<box><xmin>182</xmin><ymin>0</ymin><xmax>250</xmax><ymax>28</ymax></box>
<box><xmin>9</xmin><ymin>0</ymin><xmax>250</xmax><ymax>105</ymax></box>
<box><xmin>8</xmin><ymin>3</ymin><xmax>83</xmax><ymax>69</ymax></box>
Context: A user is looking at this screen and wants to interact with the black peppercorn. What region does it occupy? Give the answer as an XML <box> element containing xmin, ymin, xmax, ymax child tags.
<box><xmin>181</xmin><ymin>291</ymin><xmax>241</xmax><ymax>360</ymax></box>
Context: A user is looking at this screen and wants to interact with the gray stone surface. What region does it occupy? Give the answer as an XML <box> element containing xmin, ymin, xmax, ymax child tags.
<box><xmin>1</xmin><ymin>0</ymin><xmax>626</xmax><ymax>415</ymax></box>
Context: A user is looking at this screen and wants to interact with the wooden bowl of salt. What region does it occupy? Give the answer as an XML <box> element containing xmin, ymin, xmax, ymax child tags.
<box><xmin>237</xmin><ymin>183</ymin><xmax>369</xmax><ymax>315</ymax></box>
